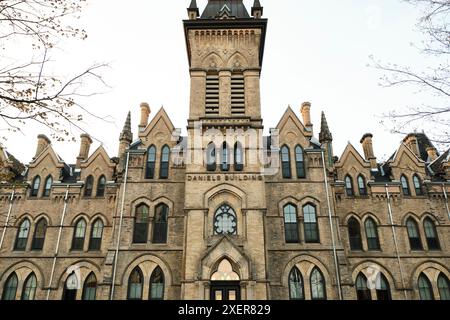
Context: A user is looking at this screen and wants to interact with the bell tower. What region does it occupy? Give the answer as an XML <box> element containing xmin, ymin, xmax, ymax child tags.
<box><xmin>183</xmin><ymin>0</ymin><xmax>267</xmax><ymax>130</ymax></box>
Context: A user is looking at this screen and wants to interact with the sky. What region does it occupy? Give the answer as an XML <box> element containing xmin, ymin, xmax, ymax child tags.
<box><xmin>2</xmin><ymin>0</ymin><xmax>444</xmax><ymax>164</ymax></box>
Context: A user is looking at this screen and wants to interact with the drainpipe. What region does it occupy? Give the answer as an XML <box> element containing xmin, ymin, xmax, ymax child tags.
<box><xmin>0</xmin><ymin>188</ymin><xmax>15</xmax><ymax>250</ymax></box>
<box><xmin>110</xmin><ymin>151</ymin><xmax>130</xmax><ymax>300</ymax></box>
<box><xmin>385</xmin><ymin>184</ymin><xmax>408</xmax><ymax>300</ymax></box>
<box><xmin>443</xmin><ymin>184</ymin><xmax>450</xmax><ymax>220</ymax></box>
<box><xmin>46</xmin><ymin>185</ymin><xmax>70</xmax><ymax>300</ymax></box>
<box><xmin>321</xmin><ymin>151</ymin><xmax>343</xmax><ymax>300</ymax></box>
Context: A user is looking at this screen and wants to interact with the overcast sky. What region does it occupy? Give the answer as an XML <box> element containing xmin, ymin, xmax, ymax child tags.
<box><xmin>2</xmin><ymin>0</ymin><xmax>443</xmax><ymax>164</ymax></box>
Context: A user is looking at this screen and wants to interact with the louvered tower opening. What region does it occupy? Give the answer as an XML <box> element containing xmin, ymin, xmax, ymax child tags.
<box><xmin>231</xmin><ymin>74</ymin><xmax>245</xmax><ymax>115</ymax></box>
<box><xmin>205</xmin><ymin>74</ymin><xmax>219</xmax><ymax>116</ymax></box>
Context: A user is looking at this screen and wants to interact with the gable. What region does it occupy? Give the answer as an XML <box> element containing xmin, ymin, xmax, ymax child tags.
<box><xmin>276</xmin><ymin>107</ymin><xmax>311</xmax><ymax>143</ymax></box>
<box><xmin>336</xmin><ymin>143</ymin><xmax>369</xmax><ymax>169</ymax></box>
<box><xmin>391</xmin><ymin>143</ymin><xmax>425</xmax><ymax>169</ymax></box>
<box><xmin>28</xmin><ymin>145</ymin><xmax>64</xmax><ymax>169</ymax></box>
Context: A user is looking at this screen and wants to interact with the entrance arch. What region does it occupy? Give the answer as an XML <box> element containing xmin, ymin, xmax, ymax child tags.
<box><xmin>210</xmin><ymin>259</ymin><xmax>241</xmax><ymax>301</ymax></box>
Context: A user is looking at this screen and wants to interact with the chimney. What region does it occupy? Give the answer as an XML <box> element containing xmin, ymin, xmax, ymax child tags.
<box><xmin>300</xmin><ymin>102</ymin><xmax>313</xmax><ymax>132</ymax></box>
<box><xmin>403</xmin><ymin>134</ymin><xmax>420</xmax><ymax>158</ymax></box>
<box><xmin>34</xmin><ymin>134</ymin><xmax>51</xmax><ymax>158</ymax></box>
<box><xmin>426</xmin><ymin>147</ymin><xmax>438</xmax><ymax>162</ymax></box>
<box><xmin>360</xmin><ymin>133</ymin><xmax>377</xmax><ymax>169</ymax></box>
<box><xmin>139</xmin><ymin>102</ymin><xmax>151</xmax><ymax>131</ymax></box>
<box><xmin>76</xmin><ymin>134</ymin><xmax>93</xmax><ymax>167</ymax></box>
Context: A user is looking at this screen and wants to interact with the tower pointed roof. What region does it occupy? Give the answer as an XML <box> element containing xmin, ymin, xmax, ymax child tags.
<box><xmin>319</xmin><ymin>111</ymin><xmax>333</xmax><ymax>142</ymax></box>
<box><xmin>188</xmin><ymin>0</ymin><xmax>200</xmax><ymax>16</ymax></box>
<box><xmin>119</xmin><ymin>111</ymin><xmax>133</xmax><ymax>142</ymax></box>
<box><xmin>200</xmin><ymin>0</ymin><xmax>250</xmax><ymax>19</ymax></box>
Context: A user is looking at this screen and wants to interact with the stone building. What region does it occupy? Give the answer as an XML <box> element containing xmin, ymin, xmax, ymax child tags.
<box><xmin>0</xmin><ymin>0</ymin><xmax>449</xmax><ymax>301</ymax></box>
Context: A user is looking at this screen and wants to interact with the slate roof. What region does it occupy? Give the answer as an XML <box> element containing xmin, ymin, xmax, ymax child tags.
<box><xmin>200</xmin><ymin>0</ymin><xmax>250</xmax><ymax>19</ymax></box>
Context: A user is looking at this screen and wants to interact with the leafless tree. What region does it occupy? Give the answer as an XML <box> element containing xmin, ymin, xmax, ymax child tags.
<box><xmin>0</xmin><ymin>0</ymin><xmax>109</xmax><ymax>143</ymax></box>
<box><xmin>374</xmin><ymin>0</ymin><xmax>449</xmax><ymax>146</ymax></box>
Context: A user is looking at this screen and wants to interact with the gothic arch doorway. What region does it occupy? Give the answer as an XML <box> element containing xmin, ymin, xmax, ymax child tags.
<box><xmin>210</xmin><ymin>259</ymin><xmax>241</xmax><ymax>301</ymax></box>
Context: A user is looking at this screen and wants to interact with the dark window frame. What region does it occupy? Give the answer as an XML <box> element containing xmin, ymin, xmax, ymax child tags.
<box><xmin>413</xmin><ymin>174</ymin><xmax>423</xmax><ymax>196</ymax></box>
<box><xmin>43</xmin><ymin>175</ymin><xmax>53</xmax><ymax>197</ymax></box>
<box><xmin>221</xmin><ymin>142</ymin><xmax>230</xmax><ymax>172</ymax></box>
<box><xmin>303</xmin><ymin>204</ymin><xmax>320</xmax><ymax>243</ymax></box>
<box><xmin>146</xmin><ymin>145</ymin><xmax>157</xmax><ymax>179</ymax></box>
<box><xmin>152</xmin><ymin>204</ymin><xmax>169</xmax><ymax>244</ymax></box>
<box><xmin>14</xmin><ymin>218</ymin><xmax>30</xmax><ymax>251</ymax></box>
<box><xmin>88</xmin><ymin>218</ymin><xmax>104</xmax><ymax>251</ymax></box>
<box><xmin>401</xmin><ymin>175</ymin><xmax>411</xmax><ymax>196</ymax></box>
<box><xmin>423</xmin><ymin>217</ymin><xmax>440</xmax><ymax>250</ymax></box>
<box><xmin>96</xmin><ymin>175</ymin><xmax>106</xmax><ymax>197</ymax></box>
<box><xmin>159</xmin><ymin>145</ymin><xmax>170</xmax><ymax>179</ymax></box>
<box><xmin>365</xmin><ymin>217</ymin><xmax>381</xmax><ymax>251</ymax></box>
<box><xmin>281</xmin><ymin>145</ymin><xmax>292</xmax><ymax>179</ymax></box>
<box><xmin>356</xmin><ymin>273</ymin><xmax>372</xmax><ymax>300</ymax></box>
<box><xmin>127</xmin><ymin>267</ymin><xmax>143</xmax><ymax>300</ymax></box>
<box><xmin>283</xmin><ymin>204</ymin><xmax>299</xmax><ymax>244</ymax></box>
<box><xmin>289</xmin><ymin>267</ymin><xmax>304</xmax><ymax>300</ymax></box>
<box><xmin>84</xmin><ymin>175</ymin><xmax>94</xmax><ymax>197</ymax></box>
<box><xmin>295</xmin><ymin>145</ymin><xmax>306</xmax><ymax>179</ymax></box>
<box><xmin>31</xmin><ymin>218</ymin><xmax>47</xmax><ymax>251</ymax></box>
<box><xmin>206</xmin><ymin>142</ymin><xmax>217</xmax><ymax>172</ymax></box>
<box><xmin>348</xmin><ymin>217</ymin><xmax>363</xmax><ymax>251</ymax></box>
<box><xmin>234</xmin><ymin>142</ymin><xmax>243</xmax><ymax>172</ymax></box>
<box><xmin>30</xmin><ymin>176</ymin><xmax>41</xmax><ymax>198</ymax></box>
<box><xmin>149</xmin><ymin>267</ymin><xmax>165</xmax><ymax>300</ymax></box>
<box><xmin>71</xmin><ymin>218</ymin><xmax>87</xmax><ymax>251</ymax></box>
<box><xmin>357</xmin><ymin>175</ymin><xmax>367</xmax><ymax>196</ymax></box>
<box><xmin>345</xmin><ymin>175</ymin><xmax>354</xmax><ymax>197</ymax></box>
<box><xmin>406</xmin><ymin>218</ymin><xmax>423</xmax><ymax>251</ymax></box>
<box><xmin>133</xmin><ymin>204</ymin><xmax>149</xmax><ymax>244</ymax></box>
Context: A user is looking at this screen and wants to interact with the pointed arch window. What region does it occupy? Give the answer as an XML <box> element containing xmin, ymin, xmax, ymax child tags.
<box><xmin>234</xmin><ymin>142</ymin><xmax>243</xmax><ymax>171</ymax></box>
<box><xmin>356</xmin><ymin>273</ymin><xmax>372</xmax><ymax>300</ymax></box>
<box><xmin>82</xmin><ymin>272</ymin><xmax>97</xmax><ymax>301</ymax></box>
<box><xmin>413</xmin><ymin>175</ymin><xmax>423</xmax><ymax>196</ymax></box>
<box><xmin>153</xmin><ymin>204</ymin><xmax>169</xmax><ymax>244</ymax></box>
<box><xmin>21</xmin><ymin>273</ymin><xmax>37</xmax><ymax>300</ymax></box>
<box><xmin>43</xmin><ymin>175</ymin><xmax>53</xmax><ymax>197</ymax></box>
<box><xmin>284</xmin><ymin>204</ymin><xmax>299</xmax><ymax>243</ymax></box>
<box><xmin>133</xmin><ymin>204</ymin><xmax>149</xmax><ymax>244</ymax></box>
<box><xmin>365</xmin><ymin>218</ymin><xmax>381</xmax><ymax>250</ymax></box>
<box><xmin>348</xmin><ymin>217</ymin><xmax>362</xmax><ymax>251</ymax></box>
<box><xmin>2</xmin><ymin>272</ymin><xmax>18</xmax><ymax>300</ymax></box>
<box><xmin>221</xmin><ymin>142</ymin><xmax>230</xmax><ymax>172</ymax></box>
<box><xmin>214</xmin><ymin>204</ymin><xmax>237</xmax><ymax>235</ymax></box>
<box><xmin>160</xmin><ymin>145</ymin><xmax>170</xmax><ymax>179</ymax></box>
<box><xmin>72</xmin><ymin>218</ymin><xmax>87</xmax><ymax>251</ymax></box>
<box><xmin>14</xmin><ymin>218</ymin><xmax>30</xmax><ymax>251</ymax></box>
<box><xmin>423</xmin><ymin>218</ymin><xmax>440</xmax><ymax>250</ymax></box>
<box><xmin>376</xmin><ymin>273</ymin><xmax>391</xmax><ymax>300</ymax></box>
<box><xmin>345</xmin><ymin>175</ymin><xmax>354</xmax><ymax>196</ymax></box>
<box><xmin>31</xmin><ymin>218</ymin><xmax>47</xmax><ymax>251</ymax></box>
<box><xmin>96</xmin><ymin>175</ymin><xmax>106</xmax><ymax>197</ymax></box>
<box><xmin>303</xmin><ymin>204</ymin><xmax>319</xmax><ymax>243</ymax></box>
<box><xmin>62</xmin><ymin>271</ymin><xmax>78</xmax><ymax>300</ymax></box>
<box><xmin>295</xmin><ymin>145</ymin><xmax>306</xmax><ymax>178</ymax></box>
<box><xmin>357</xmin><ymin>175</ymin><xmax>367</xmax><ymax>196</ymax></box>
<box><xmin>401</xmin><ymin>175</ymin><xmax>411</xmax><ymax>196</ymax></box>
<box><xmin>281</xmin><ymin>145</ymin><xmax>292</xmax><ymax>179</ymax></box>
<box><xmin>84</xmin><ymin>175</ymin><xmax>94</xmax><ymax>197</ymax></box>
<box><xmin>310</xmin><ymin>268</ymin><xmax>326</xmax><ymax>300</ymax></box>
<box><xmin>406</xmin><ymin>218</ymin><xmax>423</xmax><ymax>250</ymax></box>
<box><xmin>150</xmin><ymin>267</ymin><xmax>165</xmax><ymax>300</ymax></box>
<box><xmin>127</xmin><ymin>267</ymin><xmax>143</xmax><ymax>300</ymax></box>
<box><xmin>89</xmin><ymin>219</ymin><xmax>104</xmax><ymax>251</ymax></box>
<box><xmin>146</xmin><ymin>145</ymin><xmax>157</xmax><ymax>179</ymax></box>
<box><xmin>289</xmin><ymin>267</ymin><xmax>304</xmax><ymax>300</ymax></box>
<box><xmin>418</xmin><ymin>273</ymin><xmax>434</xmax><ymax>300</ymax></box>
<box><xmin>30</xmin><ymin>176</ymin><xmax>41</xmax><ymax>197</ymax></box>
<box><xmin>206</xmin><ymin>142</ymin><xmax>217</xmax><ymax>171</ymax></box>
<box><xmin>438</xmin><ymin>273</ymin><xmax>450</xmax><ymax>300</ymax></box>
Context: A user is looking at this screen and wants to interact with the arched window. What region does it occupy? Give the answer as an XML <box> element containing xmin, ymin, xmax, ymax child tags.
<box><xmin>234</xmin><ymin>142</ymin><xmax>243</xmax><ymax>171</ymax></box>
<box><xmin>82</xmin><ymin>272</ymin><xmax>97</xmax><ymax>300</ymax></box>
<box><xmin>21</xmin><ymin>273</ymin><xmax>37</xmax><ymax>300</ymax></box>
<box><xmin>149</xmin><ymin>267</ymin><xmax>165</xmax><ymax>300</ymax></box>
<box><xmin>96</xmin><ymin>175</ymin><xmax>106</xmax><ymax>197</ymax></box>
<box><xmin>406</xmin><ymin>218</ymin><xmax>423</xmax><ymax>250</ymax></box>
<box><xmin>89</xmin><ymin>219</ymin><xmax>104</xmax><ymax>251</ymax></box>
<box><xmin>438</xmin><ymin>273</ymin><xmax>450</xmax><ymax>300</ymax></box>
<box><xmin>84</xmin><ymin>175</ymin><xmax>94</xmax><ymax>197</ymax></box>
<box><xmin>43</xmin><ymin>175</ymin><xmax>53</xmax><ymax>197</ymax></box>
<box><xmin>72</xmin><ymin>218</ymin><xmax>87</xmax><ymax>251</ymax></box>
<box><xmin>62</xmin><ymin>271</ymin><xmax>78</xmax><ymax>300</ymax></box>
<box><xmin>214</xmin><ymin>204</ymin><xmax>237</xmax><ymax>235</ymax></box>
<box><xmin>289</xmin><ymin>267</ymin><xmax>304</xmax><ymax>300</ymax></box>
<box><xmin>376</xmin><ymin>273</ymin><xmax>391</xmax><ymax>300</ymax></box>
<box><xmin>348</xmin><ymin>217</ymin><xmax>362</xmax><ymax>251</ymax></box>
<box><xmin>127</xmin><ymin>267</ymin><xmax>143</xmax><ymax>300</ymax></box>
<box><xmin>2</xmin><ymin>272</ymin><xmax>18</xmax><ymax>300</ymax></box>
<box><xmin>31</xmin><ymin>218</ymin><xmax>47</xmax><ymax>251</ymax></box>
<box><xmin>345</xmin><ymin>175</ymin><xmax>354</xmax><ymax>196</ymax></box>
<box><xmin>284</xmin><ymin>204</ymin><xmax>299</xmax><ymax>243</ymax></box>
<box><xmin>365</xmin><ymin>218</ymin><xmax>380</xmax><ymax>250</ymax></box>
<box><xmin>418</xmin><ymin>273</ymin><xmax>434</xmax><ymax>300</ymax></box>
<box><xmin>159</xmin><ymin>145</ymin><xmax>170</xmax><ymax>179</ymax></box>
<box><xmin>413</xmin><ymin>175</ymin><xmax>423</xmax><ymax>196</ymax></box>
<box><xmin>295</xmin><ymin>145</ymin><xmax>305</xmax><ymax>178</ymax></box>
<box><xmin>153</xmin><ymin>204</ymin><xmax>169</xmax><ymax>244</ymax></box>
<box><xmin>14</xmin><ymin>218</ymin><xmax>30</xmax><ymax>251</ymax></box>
<box><xmin>281</xmin><ymin>145</ymin><xmax>292</xmax><ymax>179</ymax></box>
<box><xmin>357</xmin><ymin>175</ymin><xmax>367</xmax><ymax>196</ymax></box>
<box><xmin>30</xmin><ymin>176</ymin><xmax>41</xmax><ymax>197</ymax></box>
<box><xmin>310</xmin><ymin>268</ymin><xmax>326</xmax><ymax>300</ymax></box>
<box><xmin>356</xmin><ymin>273</ymin><xmax>371</xmax><ymax>300</ymax></box>
<box><xmin>401</xmin><ymin>175</ymin><xmax>411</xmax><ymax>196</ymax></box>
<box><xmin>423</xmin><ymin>218</ymin><xmax>440</xmax><ymax>250</ymax></box>
<box><xmin>221</xmin><ymin>142</ymin><xmax>230</xmax><ymax>172</ymax></box>
<box><xmin>206</xmin><ymin>142</ymin><xmax>217</xmax><ymax>172</ymax></box>
<box><xmin>146</xmin><ymin>145</ymin><xmax>157</xmax><ymax>179</ymax></box>
<box><xmin>133</xmin><ymin>204</ymin><xmax>149</xmax><ymax>244</ymax></box>
<box><xmin>303</xmin><ymin>204</ymin><xmax>319</xmax><ymax>243</ymax></box>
